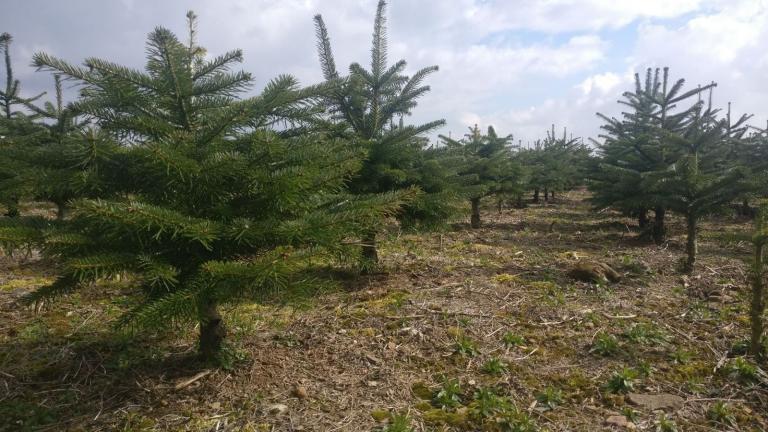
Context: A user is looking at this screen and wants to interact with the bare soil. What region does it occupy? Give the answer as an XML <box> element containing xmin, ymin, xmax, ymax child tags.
<box><xmin>1</xmin><ymin>191</ymin><xmax>767</xmax><ymax>431</ymax></box>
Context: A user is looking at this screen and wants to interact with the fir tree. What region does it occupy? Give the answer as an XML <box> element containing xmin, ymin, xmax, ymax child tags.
<box><xmin>647</xmin><ymin>89</ymin><xmax>751</xmax><ymax>273</ymax></box>
<box><xmin>590</xmin><ymin>68</ymin><xmax>714</xmax><ymax>242</ymax></box>
<box><xmin>440</xmin><ymin>125</ymin><xmax>520</xmax><ymax>228</ymax></box>
<box><xmin>0</xmin><ymin>33</ymin><xmax>46</xmax><ymax>217</ymax></box>
<box><xmin>13</xmin><ymin>74</ymin><xmax>100</xmax><ymax>219</ymax></box>
<box><xmin>10</xmin><ymin>12</ymin><xmax>407</xmax><ymax>362</ymax></box>
<box><xmin>729</xmin><ymin>115</ymin><xmax>768</xmax><ymax>216</ymax></box>
<box><xmin>522</xmin><ymin>125</ymin><xmax>590</xmax><ymax>203</ymax></box>
<box><xmin>314</xmin><ymin>0</ymin><xmax>446</xmax><ymax>264</ymax></box>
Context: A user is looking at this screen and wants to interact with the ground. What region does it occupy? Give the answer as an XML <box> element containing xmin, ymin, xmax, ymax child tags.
<box><xmin>1</xmin><ymin>190</ymin><xmax>767</xmax><ymax>431</ymax></box>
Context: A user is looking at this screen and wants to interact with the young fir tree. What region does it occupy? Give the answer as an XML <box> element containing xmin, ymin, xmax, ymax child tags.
<box><xmin>15</xmin><ymin>74</ymin><xmax>104</xmax><ymax>219</ymax></box>
<box><xmin>647</xmin><ymin>89</ymin><xmax>750</xmax><ymax>273</ymax></box>
<box><xmin>313</xmin><ymin>0</ymin><xmax>447</xmax><ymax>264</ymax></box>
<box><xmin>0</xmin><ymin>33</ymin><xmax>47</xmax><ymax>217</ymax></box>
<box><xmin>11</xmin><ymin>12</ymin><xmax>407</xmax><ymax>362</ymax></box>
<box><xmin>590</xmin><ymin>68</ymin><xmax>714</xmax><ymax>243</ymax></box>
<box><xmin>439</xmin><ymin>125</ymin><xmax>519</xmax><ymax>228</ymax></box>
<box><xmin>729</xmin><ymin>114</ymin><xmax>768</xmax><ymax>216</ymax></box>
<box><xmin>522</xmin><ymin>125</ymin><xmax>590</xmax><ymax>203</ymax></box>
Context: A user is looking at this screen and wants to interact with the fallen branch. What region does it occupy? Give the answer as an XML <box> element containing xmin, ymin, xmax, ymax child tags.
<box><xmin>602</xmin><ymin>312</ymin><xmax>637</xmax><ymax>319</ymax></box>
<box><xmin>175</xmin><ymin>370</ymin><xmax>212</xmax><ymax>390</ymax></box>
<box><xmin>513</xmin><ymin>347</ymin><xmax>538</xmax><ymax>361</ymax></box>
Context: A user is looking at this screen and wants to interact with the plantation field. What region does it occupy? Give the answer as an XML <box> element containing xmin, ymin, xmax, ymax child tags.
<box><xmin>1</xmin><ymin>191</ymin><xmax>767</xmax><ymax>431</ymax></box>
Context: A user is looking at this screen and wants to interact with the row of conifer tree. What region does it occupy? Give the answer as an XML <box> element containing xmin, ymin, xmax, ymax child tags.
<box><xmin>0</xmin><ymin>2</ymin><xmax>765</xmax><ymax>360</ymax></box>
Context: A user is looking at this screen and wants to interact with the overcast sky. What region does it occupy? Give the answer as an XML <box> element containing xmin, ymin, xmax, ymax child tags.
<box><xmin>2</xmin><ymin>0</ymin><xmax>768</xmax><ymax>144</ymax></box>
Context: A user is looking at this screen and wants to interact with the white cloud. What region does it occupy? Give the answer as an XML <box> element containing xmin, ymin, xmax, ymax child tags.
<box><xmin>578</xmin><ymin>72</ymin><xmax>623</xmax><ymax>96</ymax></box>
<box><xmin>468</xmin><ymin>0</ymin><xmax>768</xmax><ymax>143</ymax></box>
<box><xmin>3</xmin><ymin>0</ymin><xmax>766</xmax><ymax>143</ymax></box>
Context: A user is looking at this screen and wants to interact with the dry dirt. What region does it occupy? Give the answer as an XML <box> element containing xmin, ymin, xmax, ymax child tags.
<box><xmin>1</xmin><ymin>191</ymin><xmax>767</xmax><ymax>431</ymax></box>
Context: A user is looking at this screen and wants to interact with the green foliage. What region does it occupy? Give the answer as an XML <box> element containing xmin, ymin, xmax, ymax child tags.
<box><xmin>623</xmin><ymin>322</ymin><xmax>668</xmax><ymax>346</ymax></box>
<box><xmin>313</xmin><ymin>1</ymin><xmax>455</xmax><ymax>260</ymax></box>
<box><xmin>621</xmin><ymin>407</ymin><xmax>639</xmax><ymax>422</ymax></box>
<box><xmin>591</xmin><ymin>67</ymin><xmax>755</xmax><ymax>264</ymax></box>
<box><xmin>468</xmin><ymin>388</ymin><xmax>537</xmax><ymax>431</ymax></box>
<box><xmin>724</xmin><ymin>357</ymin><xmax>758</xmax><ymax>383</ymax></box>
<box><xmin>534</xmin><ymin>387</ymin><xmax>563</xmax><ymax>410</ymax></box>
<box><xmin>520</xmin><ymin>124</ymin><xmax>591</xmax><ymax>202</ymax></box>
<box><xmin>481</xmin><ymin>357</ymin><xmax>509</xmax><ymax>375</ymax></box>
<box><xmin>502</xmin><ymin>332</ymin><xmax>526</xmax><ymax>347</ymax></box>
<box><xmin>590</xmin><ymin>68</ymin><xmax>717</xmax><ymax>242</ymax></box>
<box><xmin>381</xmin><ymin>412</ymin><xmax>413</xmax><ymax>432</ymax></box>
<box><xmin>605</xmin><ymin>367</ymin><xmax>638</xmax><ymax>393</ymax></box>
<box><xmin>591</xmin><ymin>332</ymin><xmax>620</xmax><ymax>356</ymax></box>
<box><xmin>433</xmin><ymin>378</ymin><xmax>463</xmax><ymax>409</ymax></box>
<box><xmin>454</xmin><ymin>336</ymin><xmax>479</xmax><ymax>357</ymax></box>
<box><xmin>12</xmin><ymin>13</ymin><xmax>406</xmax><ymax>362</ymax></box>
<box><xmin>707</xmin><ymin>401</ymin><xmax>736</xmax><ymax>427</ymax></box>
<box><xmin>439</xmin><ymin>125</ymin><xmax>523</xmax><ymax>227</ymax></box>
<box><xmin>656</xmin><ymin>414</ymin><xmax>678</xmax><ymax>432</ymax></box>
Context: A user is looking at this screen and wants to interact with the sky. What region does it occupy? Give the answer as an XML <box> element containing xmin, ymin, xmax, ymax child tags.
<box><xmin>2</xmin><ymin>0</ymin><xmax>768</xmax><ymax>145</ymax></box>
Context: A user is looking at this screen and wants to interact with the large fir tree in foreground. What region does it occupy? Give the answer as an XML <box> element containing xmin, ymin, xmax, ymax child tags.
<box><xmin>314</xmin><ymin>0</ymin><xmax>448</xmax><ymax>264</ymax></box>
<box><xmin>11</xmin><ymin>13</ymin><xmax>406</xmax><ymax>362</ymax></box>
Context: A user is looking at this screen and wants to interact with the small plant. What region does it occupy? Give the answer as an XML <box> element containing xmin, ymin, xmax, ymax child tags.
<box><xmin>724</xmin><ymin>357</ymin><xmax>758</xmax><ymax>383</ymax></box>
<box><xmin>494</xmin><ymin>273</ymin><xmax>518</xmax><ymax>284</ymax></box>
<box><xmin>656</xmin><ymin>414</ymin><xmax>678</xmax><ymax>432</ymax></box>
<box><xmin>729</xmin><ymin>339</ymin><xmax>750</xmax><ymax>356</ymax></box>
<box><xmin>382</xmin><ymin>413</ymin><xmax>413</xmax><ymax>432</ymax></box>
<box><xmin>670</xmin><ymin>349</ymin><xmax>692</xmax><ymax>364</ymax></box>
<box><xmin>502</xmin><ymin>332</ymin><xmax>526</xmax><ymax>347</ymax></box>
<box><xmin>621</xmin><ymin>407</ymin><xmax>639</xmax><ymax>422</ymax></box>
<box><xmin>468</xmin><ymin>389</ymin><xmax>538</xmax><ymax>431</ymax></box>
<box><xmin>471</xmin><ymin>388</ymin><xmax>511</xmax><ymax>419</ymax></box>
<box><xmin>591</xmin><ymin>332</ymin><xmax>620</xmax><ymax>356</ymax></box>
<box><xmin>707</xmin><ymin>401</ymin><xmax>736</xmax><ymax>427</ymax></box>
<box><xmin>605</xmin><ymin>368</ymin><xmax>638</xmax><ymax>393</ymax></box>
<box><xmin>433</xmin><ymin>379</ymin><xmax>463</xmax><ymax>409</ymax></box>
<box><xmin>454</xmin><ymin>336</ymin><xmax>479</xmax><ymax>357</ymax></box>
<box><xmin>481</xmin><ymin>357</ymin><xmax>509</xmax><ymax>375</ymax></box>
<box><xmin>636</xmin><ymin>360</ymin><xmax>653</xmax><ymax>377</ymax></box>
<box><xmin>498</xmin><ymin>409</ymin><xmax>538</xmax><ymax>432</ymax></box>
<box><xmin>535</xmin><ymin>387</ymin><xmax>563</xmax><ymax>410</ymax></box>
<box><xmin>624</xmin><ymin>322</ymin><xmax>667</xmax><ymax>345</ymax></box>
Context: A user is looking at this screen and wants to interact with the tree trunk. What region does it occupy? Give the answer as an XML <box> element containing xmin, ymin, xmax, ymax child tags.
<box><xmin>361</xmin><ymin>230</ymin><xmax>378</xmax><ymax>265</ymax></box>
<box><xmin>533</xmin><ymin>188</ymin><xmax>540</xmax><ymax>203</ymax></box>
<box><xmin>56</xmin><ymin>202</ymin><xmax>68</xmax><ymax>220</ymax></box>
<box><xmin>4</xmin><ymin>197</ymin><xmax>19</xmax><ymax>218</ymax></box>
<box><xmin>199</xmin><ymin>300</ymin><xmax>226</xmax><ymax>362</ymax></box>
<box><xmin>652</xmin><ymin>206</ymin><xmax>666</xmax><ymax>244</ymax></box>
<box><xmin>684</xmin><ymin>214</ymin><xmax>697</xmax><ymax>273</ymax></box>
<box><xmin>638</xmin><ymin>207</ymin><xmax>648</xmax><ymax>228</ymax></box>
<box><xmin>550</xmin><ymin>190</ymin><xmax>555</xmax><ymax>199</ymax></box>
<box><xmin>515</xmin><ymin>195</ymin><xmax>524</xmax><ymax>209</ymax></box>
<box><xmin>470</xmin><ymin>198</ymin><xmax>481</xmax><ymax>229</ymax></box>
<box><xmin>750</xmin><ymin>240</ymin><xmax>765</xmax><ymax>357</ymax></box>
<box><xmin>543</xmin><ymin>187</ymin><xmax>549</xmax><ymax>202</ymax></box>
<box><xmin>497</xmin><ymin>198</ymin><xmax>502</xmax><ymax>214</ymax></box>
<box><xmin>741</xmin><ymin>199</ymin><xmax>755</xmax><ymax>218</ymax></box>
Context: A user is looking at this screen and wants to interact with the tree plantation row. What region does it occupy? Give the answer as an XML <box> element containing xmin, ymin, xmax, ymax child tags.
<box><xmin>0</xmin><ymin>0</ymin><xmax>766</xmax><ymax>369</ymax></box>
